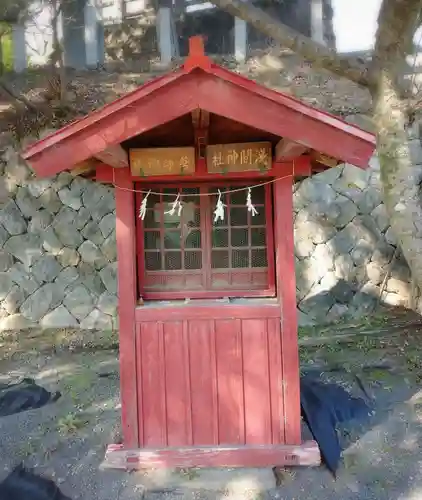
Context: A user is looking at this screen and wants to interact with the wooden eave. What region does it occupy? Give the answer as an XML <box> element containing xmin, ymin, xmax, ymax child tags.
<box><xmin>22</xmin><ymin>37</ymin><xmax>376</xmax><ymax>178</ymax></box>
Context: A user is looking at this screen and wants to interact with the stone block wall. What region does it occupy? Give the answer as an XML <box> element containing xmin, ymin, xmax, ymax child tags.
<box><xmin>0</xmin><ymin>142</ymin><xmax>417</xmax><ymax>331</ymax></box>
<box><xmin>0</xmin><ymin>147</ymin><xmax>118</xmax><ymax>331</ymax></box>
<box><xmin>293</xmin><ymin>158</ymin><xmax>413</xmax><ymax>325</ymax></box>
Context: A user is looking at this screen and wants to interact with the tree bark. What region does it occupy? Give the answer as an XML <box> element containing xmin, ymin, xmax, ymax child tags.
<box><xmin>209</xmin><ymin>0</ymin><xmax>373</xmax><ymax>87</ymax></box>
<box><xmin>211</xmin><ymin>0</ymin><xmax>422</xmax><ymax>293</ymax></box>
<box><xmin>50</xmin><ymin>0</ymin><xmax>67</xmax><ymax>105</ymax></box>
<box><xmin>370</xmin><ymin>0</ymin><xmax>422</xmax><ymax>291</ymax></box>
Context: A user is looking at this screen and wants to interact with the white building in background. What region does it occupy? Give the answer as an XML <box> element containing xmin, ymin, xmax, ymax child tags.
<box><xmin>332</xmin><ymin>0</ymin><xmax>381</xmax><ymax>53</ymax></box>
<box><xmin>9</xmin><ymin>0</ymin><xmax>384</xmax><ymax>72</ymax></box>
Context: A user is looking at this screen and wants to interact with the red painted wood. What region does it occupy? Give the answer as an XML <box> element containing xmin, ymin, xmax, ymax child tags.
<box><xmin>209</xmin><ymin>64</ymin><xmax>374</xmax><ymax>145</ymax></box>
<box><xmin>274</xmin><ymin>173</ymin><xmax>301</xmax><ymax>445</ymax></box>
<box><xmin>135</xmin><ymin>324</ymin><xmax>144</xmax><ymax>445</ymax></box>
<box><xmin>193</xmin><ymin>73</ymin><xmax>374</xmax><ymax>168</ymax></box>
<box><xmin>188</xmin><ymin>320</ymin><xmax>219</xmax><ymax>445</ymax></box>
<box><xmin>23</xmin><ymin>47</ymin><xmax>376</xmax><ymax>178</ymax></box>
<box><xmin>135</xmin><ymin>303</ymin><xmax>281</xmax><ymax>322</ymax></box>
<box><xmin>22</xmin><ymin>68</ymin><xmax>187</xmax><ymax>159</ymax></box>
<box><xmin>163</xmin><ymin>321</ymin><xmax>193</xmax><ymax>446</ymax></box>
<box><xmin>23</xmin><ymin>75</ymin><xmax>202</xmax><ymax>177</ymax></box>
<box><xmin>184</xmin><ymin>36</ymin><xmax>212</xmax><ymax>71</ymax></box>
<box><xmin>215</xmin><ymin>319</ymin><xmax>245</xmax><ymax>445</ymax></box>
<box><xmin>267</xmin><ymin>318</ymin><xmax>285</xmax><ymax>444</ymax></box>
<box><xmin>135</xmin><ymin>190</ymin><xmax>145</xmax><ymax>307</ymax></box>
<box><xmin>136</xmin><ymin>180</ymin><xmax>275</xmax><ymax>300</ymax></box>
<box><xmin>95</xmin><ymin>158</ymin><xmax>311</xmax><ymax>185</ymax></box>
<box><xmin>103</xmin><ymin>441</ymin><xmax>321</xmax><ymax>469</ymax></box>
<box><xmin>134</xmin><ymin>168</ymin><xmax>278</xmax><ymax>183</ymax></box>
<box><xmin>94</xmin><ymin>145</ymin><xmax>129</xmax><ymax>168</ymax></box>
<box><xmin>135</xmin><ymin>312</ymin><xmax>284</xmax><ymax>450</ymax></box>
<box><xmin>139</xmin><ymin>321</ymin><xmax>168</xmax><ymax>446</ymax></box>
<box><xmin>114</xmin><ymin>167</ymin><xmax>138</xmax><ymax>448</ymax></box>
<box><xmin>242</xmin><ymin>319</ymin><xmax>272</xmax><ymax>445</ymax></box>
<box><xmin>275</xmin><ymin>139</ymin><xmax>308</xmax><ymax>160</ymax></box>
<box><xmin>265</xmin><ymin>183</ymin><xmax>276</xmax><ymax>293</ymax></box>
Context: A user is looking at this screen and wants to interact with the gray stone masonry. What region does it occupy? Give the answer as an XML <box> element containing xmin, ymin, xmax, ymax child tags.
<box><xmin>0</xmin><ymin>121</ymin><xmax>419</xmax><ymax>330</ymax></box>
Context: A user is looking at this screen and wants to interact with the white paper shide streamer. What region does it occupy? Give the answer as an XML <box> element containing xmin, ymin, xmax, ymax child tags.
<box><xmin>138</xmin><ymin>190</ymin><xmax>151</xmax><ymax>220</ymax></box>
<box><xmin>138</xmin><ymin>185</ymin><xmax>260</xmax><ymax>222</ymax></box>
<box><xmin>165</xmin><ymin>193</ymin><xmax>183</xmax><ymax>217</ymax></box>
<box><xmin>213</xmin><ymin>189</ymin><xmax>226</xmax><ymax>222</ymax></box>
<box><xmin>246</xmin><ymin>187</ymin><xmax>258</xmax><ymax>216</ymax></box>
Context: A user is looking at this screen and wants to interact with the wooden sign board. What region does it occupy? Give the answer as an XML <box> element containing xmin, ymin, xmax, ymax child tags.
<box><xmin>130</xmin><ymin>147</ymin><xmax>195</xmax><ymax>177</ymax></box>
<box><xmin>206</xmin><ymin>142</ymin><xmax>272</xmax><ymax>174</ymax></box>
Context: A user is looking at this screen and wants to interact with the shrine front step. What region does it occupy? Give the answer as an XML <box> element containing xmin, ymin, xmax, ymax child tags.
<box><xmin>101</xmin><ymin>441</ymin><xmax>321</xmax><ymax>471</ymax></box>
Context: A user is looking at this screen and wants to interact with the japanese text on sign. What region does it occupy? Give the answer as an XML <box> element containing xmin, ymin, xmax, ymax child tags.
<box><xmin>130</xmin><ymin>147</ymin><xmax>195</xmax><ymax>177</ymax></box>
<box><xmin>206</xmin><ymin>142</ymin><xmax>272</xmax><ymax>173</ymax></box>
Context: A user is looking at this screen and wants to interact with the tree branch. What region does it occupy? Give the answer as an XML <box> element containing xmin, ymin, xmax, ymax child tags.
<box><xmin>371</xmin><ymin>0</ymin><xmax>422</xmax><ymax>85</ymax></box>
<box><xmin>0</xmin><ymin>79</ymin><xmax>40</xmax><ymax>112</ymax></box>
<box><xmin>208</xmin><ymin>0</ymin><xmax>373</xmax><ymax>87</ymax></box>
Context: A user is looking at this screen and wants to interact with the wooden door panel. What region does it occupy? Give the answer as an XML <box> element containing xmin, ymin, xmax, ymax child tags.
<box><xmin>189</xmin><ymin>320</ymin><xmax>219</xmax><ymax>445</ymax></box>
<box><xmin>163</xmin><ymin>321</ymin><xmax>193</xmax><ymax>446</ymax></box>
<box><xmin>242</xmin><ymin>319</ymin><xmax>272</xmax><ymax>445</ymax></box>
<box><xmin>136</xmin><ymin>315</ymin><xmax>284</xmax><ymax>448</ymax></box>
<box><xmin>137</xmin><ymin>322</ymin><xmax>167</xmax><ymax>447</ymax></box>
<box><xmin>215</xmin><ymin>319</ymin><xmax>245</xmax><ymax>445</ymax></box>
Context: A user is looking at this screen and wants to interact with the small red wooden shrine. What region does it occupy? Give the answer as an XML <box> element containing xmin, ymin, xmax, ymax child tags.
<box><xmin>23</xmin><ymin>36</ymin><xmax>376</xmax><ymax>470</ymax></box>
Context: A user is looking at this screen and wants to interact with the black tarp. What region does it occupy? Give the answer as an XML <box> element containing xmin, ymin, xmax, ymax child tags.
<box><xmin>0</xmin><ymin>465</ymin><xmax>71</xmax><ymax>500</ymax></box>
<box><xmin>0</xmin><ymin>378</ymin><xmax>60</xmax><ymax>417</ymax></box>
<box><xmin>300</xmin><ymin>376</ymin><xmax>372</xmax><ymax>475</ymax></box>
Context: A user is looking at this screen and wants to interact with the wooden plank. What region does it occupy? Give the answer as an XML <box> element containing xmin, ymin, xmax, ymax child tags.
<box><xmin>130</xmin><ymin>147</ymin><xmax>195</xmax><ymax>176</ymax></box>
<box><xmin>275</xmin><ymin>138</ymin><xmax>308</xmax><ymax>160</ymax></box>
<box><xmin>140</xmin><ymin>321</ymin><xmax>168</xmax><ymax>446</ymax></box>
<box><xmin>311</xmin><ymin>151</ymin><xmax>339</xmax><ymax>168</ymax></box>
<box><xmin>206</xmin><ymin>142</ymin><xmax>272</xmax><ymax>173</ymax></box>
<box><xmin>115</xmin><ymin>168</ymin><xmax>138</xmax><ymax>448</ymax></box>
<box><xmin>135</xmin><ymin>324</ymin><xmax>144</xmax><ymax>446</ymax></box>
<box><xmin>98</xmin><ymin>157</ymin><xmax>311</xmax><ymax>184</ymax></box>
<box><xmin>195</xmin><ymin>73</ymin><xmax>375</xmax><ymax>169</ymax></box>
<box><xmin>98</xmin><ymin>162</ymin><xmax>289</xmax><ymax>184</ymax></box>
<box><xmin>25</xmin><ymin>75</ymin><xmax>201</xmax><ymax>177</ymax></box>
<box><xmin>191</xmin><ymin>109</ymin><xmax>209</xmax><ymax>129</ymax></box>
<box><xmin>267</xmin><ymin>318</ymin><xmax>285</xmax><ymax>444</ymax></box>
<box><xmin>23</xmin><ymin>58</ymin><xmax>375</xmax><ymax>178</ymax></box>
<box><xmin>184</xmin><ymin>36</ymin><xmax>211</xmax><ymax>71</ymax></box>
<box><xmin>102</xmin><ymin>441</ymin><xmax>321</xmax><ymax>469</ymax></box>
<box><xmin>215</xmin><ymin>319</ymin><xmax>245</xmax><ymax>445</ymax></box>
<box><xmin>164</xmin><ymin>321</ymin><xmax>193</xmax><ymax>446</ymax></box>
<box><xmin>188</xmin><ymin>320</ymin><xmax>219</xmax><ymax>445</ymax></box>
<box><xmin>94</xmin><ymin>144</ymin><xmax>129</xmax><ymax>168</ymax></box>
<box><xmin>273</xmin><ymin>174</ymin><xmax>301</xmax><ymax>445</ymax></box>
<box><xmin>241</xmin><ymin>319</ymin><xmax>272</xmax><ymax>445</ymax></box>
<box><xmin>70</xmin><ymin>158</ymin><xmax>98</xmax><ymax>176</ymax></box>
<box><xmin>135</xmin><ymin>304</ymin><xmax>281</xmax><ymax>322</ymax></box>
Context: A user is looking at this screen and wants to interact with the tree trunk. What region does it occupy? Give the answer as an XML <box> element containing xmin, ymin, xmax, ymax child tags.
<box><xmin>51</xmin><ymin>0</ymin><xmax>67</xmax><ymax>105</ymax></box>
<box><xmin>209</xmin><ymin>0</ymin><xmax>372</xmax><ymax>87</ymax></box>
<box><xmin>211</xmin><ymin>0</ymin><xmax>422</xmax><ymax>293</ymax></box>
<box><xmin>0</xmin><ymin>33</ymin><xmax>3</xmax><ymax>76</ymax></box>
<box><xmin>371</xmin><ymin>0</ymin><xmax>422</xmax><ymax>291</ymax></box>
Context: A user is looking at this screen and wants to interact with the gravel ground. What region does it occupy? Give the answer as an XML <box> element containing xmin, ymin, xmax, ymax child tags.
<box><xmin>0</xmin><ymin>316</ymin><xmax>422</xmax><ymax>500</ymax></box>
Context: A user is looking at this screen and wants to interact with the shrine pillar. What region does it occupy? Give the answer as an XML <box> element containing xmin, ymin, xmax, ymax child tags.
<box><xmin>234</xmin><ymin>17</ymin><xmax>247</xmax><ymax>63</ymax></box>
<box><xmin>310</xmin><ymin>0</ymin><xmax>325</xmax><ymax>45</ymax></box>
<box><xmin>12</xmin><ymin>24</ymin><xmax>27</xmax><ymax>73</ymax></box>
<box><xmin>157</xmin><ymin>0</ymin><xmax>176</xmax><ymax>65</ymax></box>
<box><xmin>84</xmin><ymin>0</ymin><xmax>101</xmax><ymax>67</ymax></box>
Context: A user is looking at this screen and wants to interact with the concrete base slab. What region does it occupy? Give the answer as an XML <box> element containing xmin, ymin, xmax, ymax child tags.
<box><xmin>131</xmin><ymin>467</ymin><xmax>276</xmax><ymax>492</ymax></box>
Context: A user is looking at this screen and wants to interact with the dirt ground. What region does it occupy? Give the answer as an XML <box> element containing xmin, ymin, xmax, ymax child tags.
<box><xmin>1</xmin><ymin>311</ymin><xmax>422</xmax><ymax>500</ymax></box>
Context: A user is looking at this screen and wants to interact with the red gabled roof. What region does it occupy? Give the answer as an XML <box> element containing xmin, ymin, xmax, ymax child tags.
<box><xmin>22</xmin><ymin>36</ymin><xmax>376</xmax><ymax>178</ymax></box>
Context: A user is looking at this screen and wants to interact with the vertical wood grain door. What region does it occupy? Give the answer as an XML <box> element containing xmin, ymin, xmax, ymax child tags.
<box><xmin>135</xmin><ymin>314</ymin><xmax>285</xmax><ymax>448</ymax></box>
